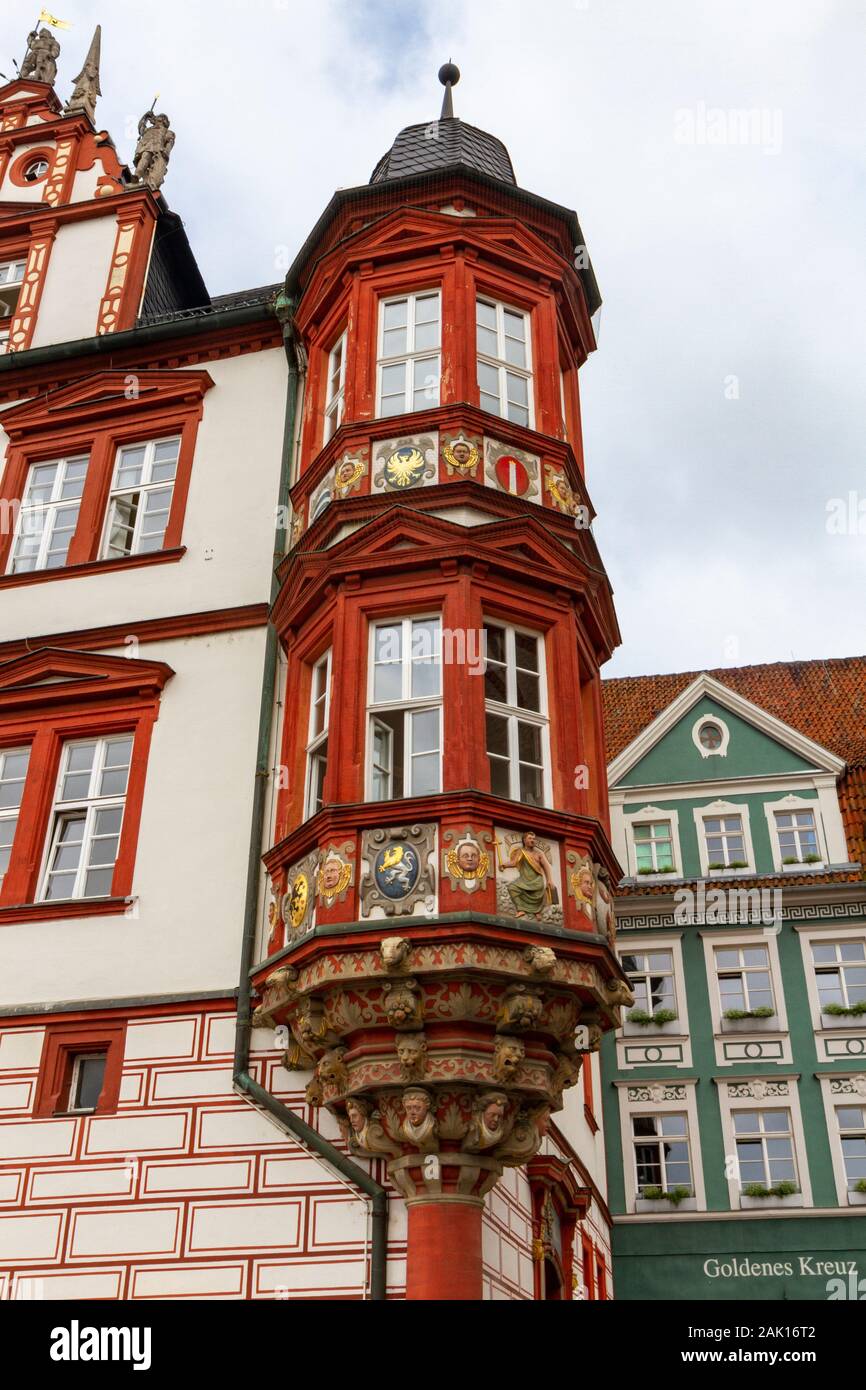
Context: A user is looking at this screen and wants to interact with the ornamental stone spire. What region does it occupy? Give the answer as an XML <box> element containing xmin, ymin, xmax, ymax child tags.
<box><xmin>65</xmin><ymin>25</ymin><xmax>102</xmax><ymax>124</ymax></box>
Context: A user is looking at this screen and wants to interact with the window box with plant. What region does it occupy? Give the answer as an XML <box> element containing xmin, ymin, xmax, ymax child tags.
<box><xmin>821</xmin><ymin>1001</ymin><xmax>866</xmax><ymax>1029</ymax></box>
<box><xmin>739</xmin><ymin>1180</ymin><xmax>802</xmax><ymax>1209</ymax></box>
<box><xmin>722</xmin><ymin>1005</ymin><xmax>777</xmax><ymax>1032</ymax></box>
<box><xmin>625</xmin><ymin>1007</ymin><xmax>679</xmax><ymax>1034</ymax></box>
<box><xmin>635</xmin><ymin>1184</ymin><xmax>696</xmax><ymax>1214</ymax></box>
<box><xmin>849</xmin><ymin>1179</ymin><xmax>866</xmax><ymax>1207</ymax></box>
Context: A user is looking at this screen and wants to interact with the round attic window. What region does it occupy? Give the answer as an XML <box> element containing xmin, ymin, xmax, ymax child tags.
<box><xmin>698</xmin><ymin>722</ymin><xmax>723</xmax><ymax>751</ymax></box>
<box><xmin>23</xmin><ymin>158</ymin><xmax>50</xmax><ymax>183</ymax></box>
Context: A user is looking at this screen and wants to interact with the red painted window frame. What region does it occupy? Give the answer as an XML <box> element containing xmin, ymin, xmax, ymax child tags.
<box><xmin>0</xmin><ymin>368</ymin><xmax>213</xmax><ymax>583</ymax></box>
<box><xmin>581</xmin><ymin>1234</ymin><xmax>596</xmax><ymax>1299</ymax></box>
<box><xmin>33</xmin><ymin>1018</ymin><xmax>126</xmax><ymax>1118</ymax></box>
<box><xmin>0</xmin><ymin>648</ymin><xmax>173</xmax><ymax>923</ymax></box>
<box><xmin>596</xmin><ymin>1251</ymin><xmax>608</xmax><ymax>1301</ymax></box>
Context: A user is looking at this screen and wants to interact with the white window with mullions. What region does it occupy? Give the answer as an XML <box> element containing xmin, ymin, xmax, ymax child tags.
<box><xmin>621</xmin><ymin>949</ymin><xmax>676</xmax><ymax>1015</ymax></box>
<box><xmin>7</xmin><ymin>455</ymin><xmax>88</xmax><ymax>574</ymax></box>
<box><xmin>305</xmin><ymin>650</ymin><xmax>331</xmax><ymax>819</ymax></box>
<box><xmin>367</xmin><ymin>617</ymin><xmax>442</xmax><ymax>801</ymax></box>
<box><xmin>775</xmin><ymin>808</ymin><xmax>820</xmax><ymax>863</ymax></box>
<box><xmin>703</xmin><ymin>813</ymin><xmax>747</xmax><ymax>868</ymax></box>
<box><xmin>633</xmin><ymin>821</ymin><xmax>674</xmax><ymax>873</ymax></box>
<box><xmin>0</xmin><ymin>258</ymin><xmax>26</xmax><ymax>319</ymax></box>
<box><xmin>836</xmin><ymin>1106</ymin><xmax>866</xmax><ymax>1191</ymax></box>
<box><xmin>484</xmin><ymin>622</ymin><xmax>549</xmax><ymax>808</ymax></box>
<box><xmin>733</xmin><ymin>1109</ymin><xmax>798</xmax><ymax>1189</ymax></box>
<box><xmin>0</xmin><ymin>746</ymin><xmax>30</xmax><ymax>884</ymax></box>
<box><xmin>101</xmin><ymin>436</ymin><xmax>180</xmax><ymax>560</ymax></box>
<box><xmin>323</xmin><ymin>331</ymin><xmax>347</xmax><ymax>443</ymax></box>
<box><xmin>632</xmin><ymin>1113</ymin><xmax>693</xmax><ymax>1196</ymax></box>
<box><xmin>40</xmin><ymin>735</ymin><xmax>133</xmax><ymax>901</ymax></box>
<box><xmin>476</xmin><ymin>297</ymin><xmax>533</xmax><ymax>428</ymax></box>
<box><xmin>715</xmin><ymin>943</ymin><xmax>774</xmax><ymax>1015</ymax></box>
<box><xmin>812</xmin><ymin>940</ymin><xmax>866</xmax><ymax>1012</ymax></box>
<box><xmin>376</xmin><ymin>291</ymin><xmax>441</xmax><ymax>418</ymax></box>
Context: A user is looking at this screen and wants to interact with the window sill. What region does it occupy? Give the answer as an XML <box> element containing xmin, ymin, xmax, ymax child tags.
<box><xmin>705</xmin><ymin>868</ymin><xmax>753</xmax><ymax>879</ymax></box>
<box><xmin>779</xmin><ymin>862</ymin><xmax>825</xmax><ymax>874</ymax></box>
<box><xmin>847</xmin><ymin>1191</ymin><xmax>866</xmax><ymax>1206</ymax></box>
<box><xmin>633</xmin><ymin>873</ymin><xmax>681</xmax><ymax>885</ymax></box>
<box><xmin>0</xmin><ymin>897</ymin><xmax>133</xmax><ymax>925</ymax></box>
<box><xmin>622</xmin><ymin>1019</ymin><xmax>683</xmax><ymax>1037</ymax></box>
<box><xmin>0</xmin><ymin>547</ymin><xmax>186</xmax><ymax>590</ymax></box>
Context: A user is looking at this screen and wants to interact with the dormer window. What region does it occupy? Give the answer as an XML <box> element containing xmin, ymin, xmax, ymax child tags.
<box><xmin>476</xmin><ymin>298</ymin><xmax>533</xmax><ymax>428</ymax></box>
<box><xmin>376</xmin><ymin>291</ymin><xmax>441</xmax><ymax>418</ymax></box>
<box><xmin>323</xmin><ymin>331</ymin><xmax>347</xmax><ymax>443</ymax></box>
<box><xmin>0</xmin><ymin>260</ymin><xmax>27</xmax><ymax>319</ymax></box>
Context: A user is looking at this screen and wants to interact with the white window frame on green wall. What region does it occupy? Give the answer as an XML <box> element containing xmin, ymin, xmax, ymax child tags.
<box><xmin>624</xmin><ymin>803</ymin><xmax>682</xmax><ymax>880</ymax></box>
<box><xmin>615</xmin><ymin>1079</ymin><xmax>706</xmax><ymax>1214</ymax></box>
<box><xmin>693</xmin><ymin>799</ymin><xmax>756</xmax><ymax>876</ymax></box>
<box><xmin>763</xmin><ymin>793</ymin><xmax>827</xmax><ymax>872</ymax></box>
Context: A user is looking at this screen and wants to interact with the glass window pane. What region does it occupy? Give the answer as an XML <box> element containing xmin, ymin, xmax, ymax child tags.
<box><xmin>83</xmin><ymin>866</ymin><xmax>114</xmax><ymax>897</ymax></box>
<box><xmin>486</xmin><ymin>712</ymin><xmax>509</xmax><ymax>758</ymax></box>
<box><xmin>519</xmin><ymin>763</ymin><xmax>544</xmax><ymax>806</ymax></box>
<box><xmin>515</xmin><ymin>668</ymin><xmax>540</xmax><ymax>712</ymax></box>
<box><xmin>477</xmin><ymin>360</ymin><xmax>499</xmax><ymax>396</ymax></box>
<box><xmin>489</xmin><ymin>756</ymin><xmax>510</xmax><ymax>799</ymax></box>
<box><xmin>517</xmin><ymin>721</ymin><xmax>542</xmax><ymax>764</ymax></box>
<box><xmin>411</xmin><ymin>708</ymin><xmax>439</xmax><ymax>756</ymax></box>
<box><xmin>73</xmin><ymin>1054</ymin><xmax>106</xmax><ymax>1111</ymax></box>
<box><xmin>476</xmin><ymin>300</ymin><xmax>497</xmax><ymax>331</ymax></box>
<box><xmin>477</xmin><ymin>323</ymin><xmax>498</xmax><ymax>357</ymax></box>
<box><xmin>411</xmin><ymin>751</ymin><xmax>440</xmax><ymax>796</ymax></box>
<box><xmin>383</xmin><ymin>300</ymin><xmax>407</xmax><ymax>331</ymax></box>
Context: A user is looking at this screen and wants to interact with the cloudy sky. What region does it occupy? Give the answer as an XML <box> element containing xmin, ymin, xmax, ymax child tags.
<box><xmin>4</xmin><ymin>0</ymin><xmax>864</xmax><ymax>677</ymax></box>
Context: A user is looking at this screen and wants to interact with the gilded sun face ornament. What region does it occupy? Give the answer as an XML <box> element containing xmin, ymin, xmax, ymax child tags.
<box><xmin>443</xmin><ymin>830</ymin><xmax>490</xmax><ymax>893</ymax></box>
<box><xmin>317</xmin><ymin>853</ymin><xmax>352</xmax><ymax>905</ymax></box>
<box><xmin>442</xmin><ymin>434</ymin><xmax>480</xmax><ymax>478</ymax></box>
<box><xmin>334</xmin><ymin>454</ymin><xmax>366</xmax><ymax>497</ymax></box>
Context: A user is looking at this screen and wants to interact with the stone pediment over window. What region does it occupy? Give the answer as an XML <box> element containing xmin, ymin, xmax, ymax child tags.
<box><xmin>0</xmin><ymin>647</ymin><xmax>174</xmax><ymax>713</ymax></box>
<box><xmin>1</xmin><ymin>368</ymin><xmax>214</xmax><ymax>442</ymax></box>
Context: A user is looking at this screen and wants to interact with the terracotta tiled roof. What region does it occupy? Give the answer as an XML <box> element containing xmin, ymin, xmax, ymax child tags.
<box><xmin>602</xmin><ymin>655</ymin><xmax>866</xmax><ymax>871</ymax></box>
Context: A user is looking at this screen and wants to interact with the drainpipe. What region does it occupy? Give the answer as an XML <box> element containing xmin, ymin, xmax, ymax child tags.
<box><xmin>233</xmin><ymin>291</ymin><xmax>389</xmax><ymax>1301</ymax></box>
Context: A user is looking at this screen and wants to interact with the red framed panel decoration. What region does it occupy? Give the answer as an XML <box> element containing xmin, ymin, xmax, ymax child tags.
<box><xmin>0</xmin><ymin>367</ymin><xmax>213</xmax><ymax>584</ymax></box>
<box><xmin>32</xmin><ymin>1018</ymin><xmax>126</xmax><ymax>1118</ymax></box>
<box><xmin>0</xmin><ymin>646</ymin><xmax>173</xmax><ymax>922</ymax></box>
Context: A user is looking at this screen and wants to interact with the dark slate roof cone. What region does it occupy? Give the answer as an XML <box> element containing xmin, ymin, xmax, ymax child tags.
<box><xmin>370</xmin><ymin>62</ymin><xmax>516</xmax><ymax>186</ymax></box>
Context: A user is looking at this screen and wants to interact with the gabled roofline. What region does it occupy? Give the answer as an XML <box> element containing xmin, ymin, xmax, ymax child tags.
<box><xmin>607</xmin><ymin>672</ymin><xmax>846</xmax><ymax>785</ymax></box>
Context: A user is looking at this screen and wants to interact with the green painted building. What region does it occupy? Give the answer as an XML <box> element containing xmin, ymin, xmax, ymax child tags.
<box><xmin>600</xmin><ymin>660</ymin><xmax>866</xmax><ymax>1301</ymax></box>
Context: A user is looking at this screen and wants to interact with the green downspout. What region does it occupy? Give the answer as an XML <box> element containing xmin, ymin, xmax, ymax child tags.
<box><xmin>232</xmin><ymin>291</ymin><xmax>389</xmax><ymax>1301</ymax></box>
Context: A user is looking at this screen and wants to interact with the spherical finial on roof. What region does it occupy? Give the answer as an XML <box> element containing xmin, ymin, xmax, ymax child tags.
<box><xmin>438</xmin><ymin>61</ymin><xmax>460</xmax><ymax>89</ymax></box>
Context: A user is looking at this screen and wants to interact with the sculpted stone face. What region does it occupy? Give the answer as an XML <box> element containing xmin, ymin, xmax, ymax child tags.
<box><xmin>403</xmin><ymin>1093</ymin><xmax>430</xmax><ymax>1125</ymax></box>
<box><xmin>524</xmin><ymin>832</ymin><xmax>537</xmax><ymax>850</ymax></box>
<box><xmin>484</xmin><ymin>1099</ymin><xmax>506</xmax><ymax>1129</ymax></box>
<box><xmin>457</xmin><ymin>842</ymin><xmax>480</xmax><ymax>874</ymax></box>
<box><xmin>578</xmin><ymin>868</ymin><xmax>594</xmax><ymax>899</ymax></box>
<box><xmin>452</xmin><ymin>441</ymin><xmax>471</xmax><ymax>465</ymax></box>
<box><xmin>346</xmin><ymin>1102</ymin><xmax>366</xmax><ymax>1134</ymax></box>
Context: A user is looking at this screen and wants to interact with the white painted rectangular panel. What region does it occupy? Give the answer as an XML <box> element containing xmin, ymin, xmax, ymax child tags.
<box><xmin>0</xmin><ymin>1171</ymin><xmax>22</xmax><ymax>1202</ymax></box>
<box><xmin>0</xmin><ymin>1211</ymin><xmax>63</xmax><ymax>1261</ymax></box>
<box><xmin>125</xmin><ymin>1018</ymin><xmax>197</xmax><ymax>1062</ymax></box>
<box><xmin>30</xmin><ymin>214</ymin><xmax>120</xmax><ymax>348</ymax></box>
<box><xmin>69</xmin><ymin>1206</ymin><xmax>181</xmax><ymax>1259</ymax></box>
<box><xmin>130</xmin><ymin>1263</ymin><xmax>246</xmax><ymax>1299</ymax></box>
<box><xmin>309</xmin><ymin>1196</ymin><xmax>367</xmax><ymax>1248</ymax></box>
<box><xmin>254</xmin><ymin>1258</ymin><xmax>365</xmax><ymax>1295</ymax></box>
<box><xmin>29</xmin><ymin>1165</ymin><xmax>134</xmax><ymax>1201</ymax></box>
<box><xmin>0</xmin><ymin>1081</ymin><xmax>33</xmax><ymax>1111</ymax></box>
<box><xmin>151</xmin><ymin>1066</ymin><xmax>234</xmax><ymax>1101</ymax></box>
<box><xmin>197</xmin><ymin>1106</ymin><xmax>290</xmax><ymax>1151</ymax></box>
<box><xmin>187</xmin><ymin>1200</ymin><xmax>302</xmax><ymax>1253</ymax></box>
<box><xmin>0</xmin><ymin>1119</ymin><xmax>75</xmax><ymax>1160</ymax></box>
<box><xmin>0</xmin><ymin>1029</ymin><xmax>45</xmax><ymax>1070</ymax></box>
<box><xmin>85</xmin><ymin>1111</ymin><xmax>189</xmax><ymax>1156</ymax></box>
<box><xmin>204</xmin><ymin>1014</ymin><xmax>236</xmax><ymax>1056</ymax></box>
<box><xmin>14</xmin><ymin>1268</ymin><xmax>124</xmax><ymax>1300</ymax></box>
<box><xmin>260</xmin><ymin>1155</ymin><xmax>342</xmax><ymax>1190</ymax></box>
<box><xmin>142</xmin><ymin>1159</ymin><xmax>252</xmax><ymax>1195</ymax></box>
